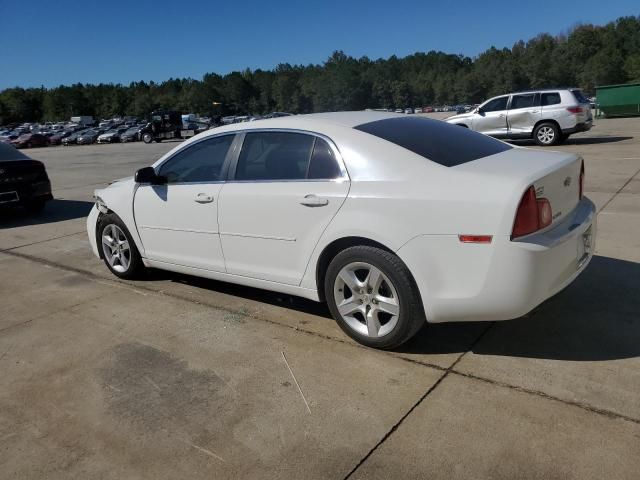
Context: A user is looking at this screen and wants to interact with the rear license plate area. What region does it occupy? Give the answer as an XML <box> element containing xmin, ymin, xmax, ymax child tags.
<box><xmin>577</xmin><ymin>225</ymin><xmax>592</xmax><ymax>268</ymax></box>
<box><xmin>0</xmin><ymin>191</ymin><xmax>19</xmax><ymax>204</ymax></box>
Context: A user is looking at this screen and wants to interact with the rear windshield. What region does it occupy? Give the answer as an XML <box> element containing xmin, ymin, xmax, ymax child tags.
<box><xmin>571</xmin><ymin>89</ymin><xmax>590</xmax><ymax>104</ymax></box>
<box><xmin>354</xmin><ymin>116</ymin><xmax>512</xmax><ymax>167</ymax></box>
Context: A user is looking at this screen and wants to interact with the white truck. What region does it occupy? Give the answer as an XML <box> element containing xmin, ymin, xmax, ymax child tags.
<box><xmin>70</xmin><ymin>116</ymin><xmax>95</xmax><ymax>127</ymax></box>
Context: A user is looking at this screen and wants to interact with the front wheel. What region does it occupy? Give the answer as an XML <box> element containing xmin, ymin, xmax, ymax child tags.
<box><xmin>325</xmin><ymin>246</ymin><xmax>426</xmax><ymax>349</ymax></box>
<box><xmin>142</xmin><ymin>133</ymin><xmax>153</xmax><ymax>144</ymax></box>
<box><xmin>98</xmin><ymin>213</ymin><xmax>145</xmax><ymax>279</ymax></box>
<box><xmin>534</xmin><ymin>122</ymin><xmax>560</xmax><ymax>146</ymax></box>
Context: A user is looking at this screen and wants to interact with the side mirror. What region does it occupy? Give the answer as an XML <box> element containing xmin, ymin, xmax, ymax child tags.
<box><xmin>135</xmin><ymin>166</ymin><xmax>166</xmax><ymax>185</ymax></box>
<box><xmin>477</xmin><ymin>107</ymin><xmax>484</xmax><ymax>115</ymax></box>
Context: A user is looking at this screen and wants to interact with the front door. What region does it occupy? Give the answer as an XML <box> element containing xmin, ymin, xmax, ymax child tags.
<box><xmin>133</xmin><ymin>134</ymin><xmax>235</xmax><ymax>271</ymax></box>
<box><xmin>219</xmin><ymin>131</ymin><xmax>350</xmax><ymax>285</ymax></box>
<box><xmin>474</xmin><ymin>96</ymin><xmax>509</xmax><ymax>137</ymax></box>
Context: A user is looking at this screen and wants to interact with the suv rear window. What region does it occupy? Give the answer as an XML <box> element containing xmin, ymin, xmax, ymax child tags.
<box><xmin>571</xmin><ymin>89</ymin><xmax>590</xmax><ymax>104</ymax></box>
<box><xmin>354</xmin><ymin>117</ymin><xmax>512</xmax><ymax>167</ymax></box>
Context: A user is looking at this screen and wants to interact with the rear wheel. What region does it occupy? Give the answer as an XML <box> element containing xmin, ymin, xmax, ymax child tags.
<box><xmin>533</xmin><ymin>122</ymin><xmax>560</xmax><ymax>146</ymax></box>
<box><xmin>98</xmin><ymin>213</ymin><xmax>145</xmax><ymax>279</ymax></box>
<box><xmin>325</xmin><ymin>246</ymin><xmax>426</xmax><ymax>349</ymax></box>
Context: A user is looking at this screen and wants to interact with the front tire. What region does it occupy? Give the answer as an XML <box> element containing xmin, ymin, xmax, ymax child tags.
<box><xmin>324</xmin><ymin>246</ymin><xmax>426</xmax><ymax>349</ymax></box>
<box><xmin>142</xmin><ymin>133</ymin><xmax>153</xmax><ymax>144</ymax></box>
<box><xmin>98</xmin><ymin>213</ymin><xmax>145</xmax><ymax>279</ymax></box>
<box><xmin>534</xmin><ymin>122</ymin><xmax>560</xmax><ymax>146</ymax></box>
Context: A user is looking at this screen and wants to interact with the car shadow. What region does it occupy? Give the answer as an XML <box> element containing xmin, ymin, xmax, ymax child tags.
<box><xmin>0</xmin><ymin>199</ymin><xmax>94</xmax><ymax>228</ymax></box>
<box><xmin>510</xmin><ymin>136</ymin><xmax>633</xmax><ymax>147</ymax></box>
<box><xmin>142</xmin><ymin>255</ymin><xmax>640</xmax><ymax>362</ymax></box>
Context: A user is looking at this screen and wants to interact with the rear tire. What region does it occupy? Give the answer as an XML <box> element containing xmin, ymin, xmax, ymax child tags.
<box><xmin>324</xmin><ymin>245</ymin><xmax>426</xmax><ymax>349</ymax></box>
<box><xmin>97</xmin><ymin>213</ymin><xmax>145</xmax><ymax>279</ymax></box>
<box><xmin>533</xmin><ymin>122</ymin><xmax>560</xmax><ymax>146</ymax></box>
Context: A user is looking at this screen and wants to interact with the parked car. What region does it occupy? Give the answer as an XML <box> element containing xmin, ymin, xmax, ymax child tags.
<box><xmin>0</xmin><ymin>142</ymin><xmax>52</xmax><ymax>213</ymax></box>
<box><xmin>97</xmin><ymin>127</ymin><xmax>128</xmax><ymax>144</ymax></box>
<box><xmin>414</xmin><ymin>108</ymin><xmax>423</xmax><ymax>113</ymax></box>
<box><xmin>445</xmin><ymin>89</ymin><xmax>593</xmax><ymax>146</ymax></box>
<box><xmin>394</xmin><ymin>108</ymin><xmax>403</xmax><ymax>113</ymax></box>
<box><xmin>48</xmin><ymin>130</ymin><xmax>74</xmax><ymax>146</ymax></box>
<box><xmin>77</xmin><ymin>130</ymin><xmax>100</xmax><ymax>145</ymax></box>
<box><xmin>423</xmin><ymin>107</ymin><xmax>433</xmax><ymax>113</ymax></box>
<box><xmin>404</xmin><ymin>108</ymin><xmax>413</xmax><ymax>114</ymax></box>
<box><xmin>11</xmin><ymin>133</ymin><xmax>49</xmax><ymax>148</ymax></box>
<box><xmin>61</xmin><ymin>129</ymin><xmax>89</xmax><ymax>146</ymax></box>
<box><xmin>87</xmin><ymin>112</ymin><xmax>595</xmax><ymax>349</ymax></box>
<box><xmin>120</xmin><ymin>125</ymin><xmax>145</xmax><ymax>142</ymax></box>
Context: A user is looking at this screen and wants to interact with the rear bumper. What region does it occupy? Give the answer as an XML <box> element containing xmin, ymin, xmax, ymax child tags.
<box><xmin>563</xmin><ymin>121</ymin><xmax>592</xmax><ymax>134</ymax></box>
<box><xmin>0</xmin><ymin>181</ymin><xmax>52</xmax><ymax>206</ymax></box>
<box><xmin>397</xmin><ymin>197</ymin><xmax>597</xmax><ymax>323</ymax></box>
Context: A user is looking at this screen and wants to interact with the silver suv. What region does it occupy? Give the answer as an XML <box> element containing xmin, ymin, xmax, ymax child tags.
<box><xmin>445</xmin><ymin>89</ymin><xmax>593</xmax><ymax>146</ymax></box>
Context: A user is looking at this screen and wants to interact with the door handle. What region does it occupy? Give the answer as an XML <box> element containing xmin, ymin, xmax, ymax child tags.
<box><xmin>529</xmin><ymin>110</ymin><xmax>540</xmax><ymax>113</ymax></box>
<box><xmin>498</xmin><ymin>114</ymin><xmax>506</xmax><ymax>118</ymax></box>
<box><xmin>195</xmin><ymin>193</ymin><xmax>214</xmax><ymax>203</ymax></box>
<box><xmin>300</xmin><ymin>194</ymin><xmax>329</xmax><ymax>207</ymax></box>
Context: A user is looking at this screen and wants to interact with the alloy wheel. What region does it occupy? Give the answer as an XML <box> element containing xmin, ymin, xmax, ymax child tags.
<box><xmin>537</xmin><ymin>126</ymin><xmax>555</xmax><ymax>144</ymax></box>
<box><xmin>101</xmin><ymin>224</ymin><xmax>131</xmax><ymax>273</ymax></box>
<box><xmin>333</xmin><ymin>262</ymin><xmax>400</xmax><ymax>338</ymax></box>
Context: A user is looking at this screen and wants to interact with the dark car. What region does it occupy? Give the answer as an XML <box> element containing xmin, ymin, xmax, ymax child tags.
<box><xmin>0</xmin><ymin>142</ymin><xmax>52</xmax><ymax>213</ymax></box>
<box><xmin>120</xmin><ymin>125</ymin><xmax>145</xmax><ymax>142</ymax></box>
<box><xmin>48</xmin><ymin>130</ymin><xmax>74</xmax><ymax>146</ymax></box>
<box><xmin>11</xmin><ymin>133</ymin><xmax>49</xmax><ymax>148</ymax></box>
<box><xmin>77</xmin><ymin>129</ymin><xmax>99</xmax><ymax>145</ymax></box>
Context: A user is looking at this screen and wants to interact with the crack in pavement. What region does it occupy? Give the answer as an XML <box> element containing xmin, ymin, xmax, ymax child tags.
<box><xmin>342</xmin><ymin>322</ymin><xmax>495</xmax><ymax>480</ymax></box>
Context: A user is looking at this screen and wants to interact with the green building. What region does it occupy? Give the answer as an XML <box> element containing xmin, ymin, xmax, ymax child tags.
<box><xmin>595</xmin><ymin>82</ymin><xmax>640</xmax><ymax>117</ymax></box>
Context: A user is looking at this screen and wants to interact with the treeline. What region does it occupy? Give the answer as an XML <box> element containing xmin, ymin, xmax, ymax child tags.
<box><xmin>1</xmin><ymin>16</ymin><xmax>639</xmax><ymax>124</ymax></box>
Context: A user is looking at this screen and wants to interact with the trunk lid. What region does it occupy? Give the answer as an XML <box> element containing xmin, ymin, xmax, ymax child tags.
<box><xmin>455</xmin><ymin>147</ymin><xmax>582</xmax><ymax>232</ymax></box>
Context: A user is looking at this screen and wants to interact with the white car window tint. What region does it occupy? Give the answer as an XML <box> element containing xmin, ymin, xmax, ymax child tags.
<box><xmin>159</xmin><ymin>135</ymin><xmax>233</xmax><ymax>183</ymax></box>
<box><xmin>510</xmin><ymin>94</ymin><xmax>535</xmax><ymax>109</ymax></box>
<box><xmin>482</xmin><ymin>97</ymin><xmax>508</xmax><ymax>112</ymax></box>
<box><xmin>307</xmin><ymin>138</ymin><xmax>342</xmax><ymax>179</ymax></box>
<box><xmin>235</xmin><ymin>132</ymin><xmax>314</xmax><ymax>181</ymax></box>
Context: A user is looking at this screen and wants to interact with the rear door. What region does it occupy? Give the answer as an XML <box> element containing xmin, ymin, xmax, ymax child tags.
<box><xmin>507</xmin><ymin>93</ymin><xmax>541</xmax><ymax>136</ymax></box>
<box><xmin>473</xmin><ymin>96</ymin><xmax>509</xmax><ymax>137</ymax></box>
<box><xmin>218</xmin><ymin>131</ymin><xmax>349</xmax><ymax>285</ymax></box>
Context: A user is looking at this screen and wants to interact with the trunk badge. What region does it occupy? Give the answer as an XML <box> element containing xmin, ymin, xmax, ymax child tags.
<box><xmin>564</xmin><ymin>177</ymin><xmax>572</xmax><ymax>187</ymax></box>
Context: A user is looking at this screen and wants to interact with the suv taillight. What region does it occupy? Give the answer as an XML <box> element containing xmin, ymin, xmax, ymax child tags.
<box><xmin>567</xmin><ymin>106</ymin><xmax>583</xmax><ymax>114</ymax></box>
<box><xmin>511</xmin><ymin>186</ymin><xmax>553</xmax><ymax>240</ymax></box>
<box><xmin>579</xmin><ymin>160</ymin><xmax>585</xmax><ymax>200</ymax></box>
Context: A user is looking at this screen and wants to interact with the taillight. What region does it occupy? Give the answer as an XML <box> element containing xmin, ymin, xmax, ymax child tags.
<box><xmin>511</xmin><ymin>186</ymin><xmax>553</xmax><ymax>240</ymax></box>
<box><xmin>566</xmin><ymin>106</ymin><xmax>583</xmax><ymax>114</ymax></box>
<box><xmin>579</xmin><ymin>160</ymin><xmax>585</xmax><ymax>200</ymax></box>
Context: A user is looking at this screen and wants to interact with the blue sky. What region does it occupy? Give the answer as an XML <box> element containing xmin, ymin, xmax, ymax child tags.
<box><xmin>1</xmin><ymin>0</ymin><xmax>637</xmax><ymax>89</ymax></box>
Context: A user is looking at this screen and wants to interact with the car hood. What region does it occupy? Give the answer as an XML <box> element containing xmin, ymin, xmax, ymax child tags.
<box><xmin>445</xmin><ymin>112</ymin><xmax>474</xmax><ymax>122</ymax></box>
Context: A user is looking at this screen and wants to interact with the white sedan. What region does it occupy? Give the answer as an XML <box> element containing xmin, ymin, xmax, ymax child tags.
<box><xmin>87</xmin><ymin>111</ymin><xmax>596</xmax><ymax>349</ymax></box>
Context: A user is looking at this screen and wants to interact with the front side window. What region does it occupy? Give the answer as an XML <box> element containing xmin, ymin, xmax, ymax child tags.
<box><xmin>481</xmin><ymin>97</ymin><xmax>508</xmax><ymax>112</ymax></box>
<box><xmin>235</xmin><ymin>132</ymin><xmax>315</xmax><ymax>181</ymax></box>
<box><xmin>510</xmin><ymin>94</ymin><xmax>535</xmax><ymax>109</ymax></box>
<box><xmin>541</xmin><ymin>92</ymin><xmax>561</xmax><ymax>106</ymax></box>
<box><xmin>158</xmin><ymin>135</ymin><xmax>234</xmax><ymax>183</ymax></box>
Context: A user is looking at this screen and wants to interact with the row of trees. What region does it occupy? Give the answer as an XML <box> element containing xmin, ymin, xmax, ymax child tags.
<box><xmin>1</xmin><ymin>16</ymin><xmax>639</xmax><ymax>124</ymax></box>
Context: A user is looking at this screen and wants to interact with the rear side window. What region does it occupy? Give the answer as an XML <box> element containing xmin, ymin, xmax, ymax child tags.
<box><xmin>308</xmin><ymin>138</ymin><xmax>342</xmax><ymax>179</ymax></box>
<box><xmin>235</xmin><ymin>132</ymin><xmax>314</xmax><ymax>181</ymax></box>
<box><xmin>354</xmin><ymin>117</ymin><xmax>512</xmax><ymax>167</ymax></box>
<box><xmin>541</xmin><ymin>92</ymin><xmax>561</xmax><ymax>106</ymax></box>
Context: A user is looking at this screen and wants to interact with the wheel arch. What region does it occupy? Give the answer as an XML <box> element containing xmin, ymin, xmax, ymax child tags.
<box><xmin>314</xmin><ymin>236</ymin><xmax>395</xmax><ymax>302</ymax></box>
<box><xmin>533</xmin><ymin>118</ymin><xmax>561</xmax><ymax>136</ymax></box>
